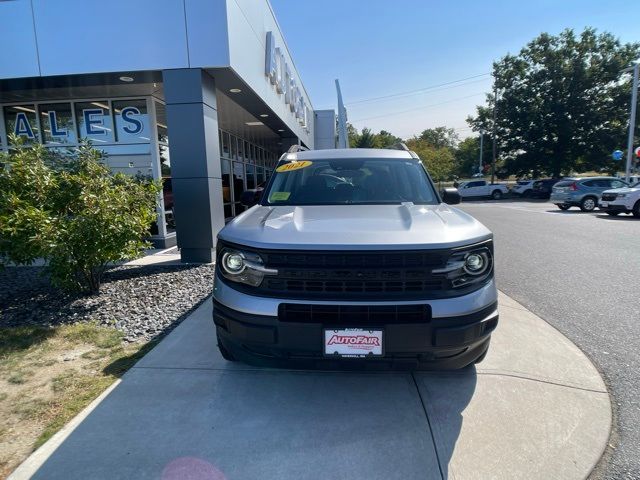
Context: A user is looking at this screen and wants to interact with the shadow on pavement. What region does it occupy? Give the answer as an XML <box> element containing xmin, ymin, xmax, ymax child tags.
<box><xmin>544</xmin><ymin>209</ymin><xmax>593</xmax><ymax>214</ymax></box>
<box><xmin>414</xmin><ymin>368</ymin><xmax>478</xmax><ymax>479</ymax></box>
<box><xmin>28</xmin><ymin>363</ymin><xmax>478</xmax><ymax>480</ymax></box>
<box><xmin>594</xmin><ymin>214</ymin><xmax>638</xmax><ymax>221</ymax></box>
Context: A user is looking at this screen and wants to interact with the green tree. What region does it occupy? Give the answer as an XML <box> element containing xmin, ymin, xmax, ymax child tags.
<box><xmin>347</xmin><ymin>124</ymin><xmax>401</xmax><ymax>148</ymax></box>
<box><xmin>419</xmin><ymin>127</ymin><xmax>460</xmax><ymax>150</ymax></box>
<box><xmin>454</xmin><ymin>136</ymin><xmax>490</xmax><ymax>177</ymax></box>
<box><xmin>405</xmin><ymin>138</ymin><xmax>456</xmax><ymax>183</ymax></box>
<box><xmin>353</xmin><ymin>127</ymin><xmax>377</xmax><ymax>148</ymax></box>
<box><xmin>347</xmin><ymin>123</ymin><xmax>359</xmax><ymax>148</ymax></box>
<box><xmin>0</xmin><ymin>139</ymin><xmax>161</xmax><ymax>294</ymax></box>
<box><xmin>468</xmin><ymin>28</ymin><xmax>640</xmax><ymax>177</ymax></box>
<box><xmin>376</xmin><ymin>130</ymin><xmax>402</xmax><ymax>148</ymax></box>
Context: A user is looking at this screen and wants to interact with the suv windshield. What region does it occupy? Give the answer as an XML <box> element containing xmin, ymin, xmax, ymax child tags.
<box><xmin>263</xmin><ymin>158</ymin><xmax>438</xmax><ymax>206</ymax></box>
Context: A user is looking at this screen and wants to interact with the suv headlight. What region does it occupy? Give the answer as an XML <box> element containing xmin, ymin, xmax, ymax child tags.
<box><xmin>217</xmin><ymin>247</ymin><xmax>277</xmax><ymax>287</ymax></box>
<box><xmin>433</xmin><ymin>243</ymin><xmax>493</xmax><ymax>289</ymax></box>
<box><xmin>616</xmin><ymin>193</ymin><xmax>627</xmax><ymax>198</ymax></box>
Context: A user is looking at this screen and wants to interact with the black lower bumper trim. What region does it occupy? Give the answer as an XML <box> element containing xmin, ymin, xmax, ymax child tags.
<box><xmin>600</xmin><ymin>204</ymin><xmax>629</xmax><ymax>213</ymax></box>
<box><xmin>213</xmin><ymin>300</ymin><xmax>498</xmax><ymax>370</ymax></box>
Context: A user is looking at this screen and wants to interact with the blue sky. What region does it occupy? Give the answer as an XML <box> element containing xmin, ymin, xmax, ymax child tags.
<box><xmin>271</xmin><ymin>0</ymin><xmax>640</xmax><ymax>140</ymax></box>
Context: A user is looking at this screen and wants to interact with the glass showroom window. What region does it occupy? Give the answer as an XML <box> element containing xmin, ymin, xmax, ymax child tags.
<box><xmin>154</xmin><ymin>101</ymin><xmax>174</xmax><ymax>234</ymax></box>
<box><xmin>221</xmin><ymin>157</ymin><xmax>233</xmax><ymax>220</ymax></box>
<box><xmin>113</xmin><ymin>99</ymin><xmax>149</xmax><ymax>144</ymax></box>
<box><xmin>220</xmin><ymin>130</ymin><xmax>230</xmax><ymax>158</ymax></box>
<box><xmin>218</xmin><ymin>129</ymin><xmax>278</xmax><ymax>219</ymax></box>
<box><xmin>232</xmin><ymin>157</ymin><xmax>246</xmax><ymax>215</ymax></box>
<box><xmin>4</xmin><ymin>105</ymin><xmax>40</xmax><ymax>144</ymax></box>
<box><xmin>39</xmin><ymin>103</ymin><xmax>77</xmax><ymax>145</ymax></box>
<box><xmin>75</xmin><ymin>101</ymin><xmax>115</xmax><ymax>143</ymax></box>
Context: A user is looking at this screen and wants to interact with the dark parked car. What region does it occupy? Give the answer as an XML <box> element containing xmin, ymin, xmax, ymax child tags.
<box><xmin>530</xmin><ymin>178</ymin><xmax>563</xmax><ymax>199</ymax></box>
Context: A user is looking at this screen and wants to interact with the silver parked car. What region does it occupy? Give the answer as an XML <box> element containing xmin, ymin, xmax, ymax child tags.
<box><xmin>213</xmin><ymin>146</ymin><xmax>498</xmax><ymax>370</ymax></box>
<box><xmin>550</xmin><ymin>177</ymin><xmax>628</xmax><ymax>211</ymax></box>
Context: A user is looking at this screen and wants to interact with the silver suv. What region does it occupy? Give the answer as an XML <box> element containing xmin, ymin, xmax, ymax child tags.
<box><xmin>213</xmin><ymin>147</ymin><xmax>498</xmax><ymax>370</ymax></box>
<box><xmin>550</xmin><ymin>177</ymin><xmax>628</xmax><ymax>211</ymax></box>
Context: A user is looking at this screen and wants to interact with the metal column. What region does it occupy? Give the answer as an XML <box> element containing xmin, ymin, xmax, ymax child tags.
<box><xmin>163</xmin><ymin>69</ymin><xmax>225</xmax><ymax>263</ymax></box>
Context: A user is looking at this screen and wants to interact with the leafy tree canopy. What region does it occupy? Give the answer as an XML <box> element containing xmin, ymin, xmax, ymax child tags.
<box><xmin>468</xmin><ymin>28</ymin><xmax>640</xmax><ymax>177</ymax></box>
<box><xmin>418</xmin><ymin>127</ymin><xmax>460</xmax><ymax>150</ymax></box>
<box><xmin>405</xmin><ymin>138</ymin><xmax>456</xmax><ymax>183</ymax></box>
<box><xmin>348</xmin><ymin>124</ymin><xmax>401</xmax><ymax>148</ymax></box>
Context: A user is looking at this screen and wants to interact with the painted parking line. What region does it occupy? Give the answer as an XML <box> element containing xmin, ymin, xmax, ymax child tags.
<box><xmin>460</xmin><ymin>203</ymin><xmax>601</xmax><ymax>217</ymax></box>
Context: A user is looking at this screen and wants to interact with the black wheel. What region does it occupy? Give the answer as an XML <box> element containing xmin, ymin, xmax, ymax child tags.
<box><xmin>491</xmin><ymin>190</ymin><xmax>503</xmax><ymax>200</ymax></box>
<box><xmin>606</xmin><ymin>211</ymin><xmax>620</xmax><ymax>217</ymax></box>
<box><xmin>633</xmin><ymin>200</ymin><xmax>640</xmax><ymax>219</ymax></box>
<box><xmin>557</xmin><ymin>204</ymin><xmax>571</xmax><ymax>210</ymax></box>
<box><xmin>217</xmin><ymin>334</ymin><xmax>236</xmax><ymax>362</ymax></box>
<box><xmin>580</xmin><ymin>196</ymin><xmax>597</xmax><ymax>212</ymax></box>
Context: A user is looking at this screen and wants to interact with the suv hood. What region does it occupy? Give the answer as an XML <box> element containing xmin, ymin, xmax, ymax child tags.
<box><xmin>219</xmin><ymin>204</ymin><xmax>492</xmax><ymax>250</ymax></box>
<box><xmin>603</xmin><ymin>187</ymin><xmax>639</xmax><ymax>194</ymax></box>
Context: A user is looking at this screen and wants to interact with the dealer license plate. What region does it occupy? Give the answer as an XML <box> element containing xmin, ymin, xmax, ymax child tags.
<box><xmin>600</xmin><ymin>202</ymin><xmax>608</xmax><ymax>207</ymax></box>
<box><xmin>324</xmin><ymin>328</ymin><xmax>384</xmax><ymax>357</ymax></box>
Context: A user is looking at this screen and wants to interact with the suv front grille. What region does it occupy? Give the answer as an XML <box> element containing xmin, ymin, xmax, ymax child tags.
<box><xmin>216</xmin><ymin>242</ymin><xmax>493</xmax><ymax>300</ymax></box>
<box><xmin>258</xmin><ymin>250</ymin><xmax>449</xmax><ymax>299</ymax></box>
<box><xmin>601</xmin><ymin>193</ymin><xmax>617</xmax><ymax>201</ymax></box>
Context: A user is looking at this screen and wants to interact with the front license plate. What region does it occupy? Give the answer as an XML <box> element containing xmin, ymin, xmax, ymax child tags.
<box><xmin>324</xmin><ymin>328</ymin><xmax>383</xmax><ymax>357</ymax></box>
<box><xmin>600</xmin><ymin>202</ymin><xmax>608</xmax><ymax>207</ymax></box>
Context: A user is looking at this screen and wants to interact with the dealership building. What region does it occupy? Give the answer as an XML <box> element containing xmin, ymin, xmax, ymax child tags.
<box><xmin>0</xmin><ymin>0</ymin><xmax>337</xmax><ymax>262</ymax></box>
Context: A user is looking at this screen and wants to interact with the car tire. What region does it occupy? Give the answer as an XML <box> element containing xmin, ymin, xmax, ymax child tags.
<box><xmin>557</xmin><ymin>204</ymin><xmax>571</xmax><ymax>210</ymax></box>
<box><xmin>633</xmin><ymin>200</ymin><xmax>640</xmax><ymax>219</ymax></box>
<box><xmin>606</xmin><ymin>211</ymin><xmax>621</xmax><ymax>216</ymax></box>
<box><xmin>217</xmin><ymin>334</ymin><xmax>236</xmax><ymax>362</ymax></box>
<box><xmin>491</xmin><ymin>190</ymin><xmax>503</xmax><ymax>200</ymax></box>
<box><xmin>579</xmin><ymin>196</ymin><xmax>597</xmax><ymax>212</ymax></box>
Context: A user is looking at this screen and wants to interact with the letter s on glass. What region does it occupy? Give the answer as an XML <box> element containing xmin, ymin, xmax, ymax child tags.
<box><xmin>121</xmin><ymin>107</ymin><xmax>143</xmax><ymax>135</ymax></box>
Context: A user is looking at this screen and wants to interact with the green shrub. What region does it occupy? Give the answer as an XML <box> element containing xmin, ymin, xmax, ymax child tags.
<box><xmin>0</xmin><ymin>137</ymin><xmax>161</xmax><ymax>294</ymax></box>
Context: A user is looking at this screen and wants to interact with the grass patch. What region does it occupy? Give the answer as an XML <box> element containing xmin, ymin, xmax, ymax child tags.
<box><xmin>35</xmin><ymin>373</ymin><xmax>114</xmax><ymax>449</ymax></box>
<box><xmin>7</xmin><ymin>369</ymin><xmax>34</xmax><ymax>384</ymax></box>
<box><xmin>0</xmin><ymin>322</ymin><xmax>150</xmax><ymax>476</ymax></box>
<box><xmin>0</xmin><ymin>326</ymin><xmax>54</xmax><ymax>357</ymax></box>
<box><xmin>60</xmin><ymin>322</ymin><xmax>123</xmax><ymax>349</ymax></box>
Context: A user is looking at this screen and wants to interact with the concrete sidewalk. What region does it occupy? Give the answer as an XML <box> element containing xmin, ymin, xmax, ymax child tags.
<box><xmin>10</xmin><ymin>292</ymin><xmax>611</xmax><ymax>480</ymax></box>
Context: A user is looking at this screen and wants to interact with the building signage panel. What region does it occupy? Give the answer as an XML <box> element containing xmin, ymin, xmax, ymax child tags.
<box><xmin>3</xmin><ymin>100</ymin><xmax>149</xmax><ymax>146</ymax></box>
<box><xmin>265</xmin><ymin>31</ymin><xmax>308</xmax><ymax>131</ymax></box>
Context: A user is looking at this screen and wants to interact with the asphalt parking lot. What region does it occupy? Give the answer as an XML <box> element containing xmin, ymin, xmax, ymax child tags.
<box><xmin>459</xmin><ymin>199</ymin><xmax>640</xmax><ymax>480</ymax></box>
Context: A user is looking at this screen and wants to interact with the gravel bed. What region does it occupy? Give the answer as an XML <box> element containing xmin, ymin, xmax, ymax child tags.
<box><xmin>0</xmin><ymin>265</ymin><xmax>215</xmax><ymax>341</ymax></box>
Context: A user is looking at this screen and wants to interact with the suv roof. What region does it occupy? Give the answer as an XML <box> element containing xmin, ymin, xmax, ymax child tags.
<box><xmin>281</xmin><ymin>148</ymin><xmax>417</xmax><ymax>162</ymax></box>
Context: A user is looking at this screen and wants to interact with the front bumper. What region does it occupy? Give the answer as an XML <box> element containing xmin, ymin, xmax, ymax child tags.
<box><xmin>213</xmin><ymin>275</ymin><xmax>499</xmax><ymax>370</ymax></box>
<box><xmin>599</xmin><ymin>202</ymin><xmax>630</xmax><ymax>213</ymax></box>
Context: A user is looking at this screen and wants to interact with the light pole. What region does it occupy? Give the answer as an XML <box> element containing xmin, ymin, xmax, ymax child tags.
<box><xmin>491</xmin><ymin>83</ymin><xmax>498</xmax><ymax>184</ymax></box>
<box><xmin>623</xmin><ymin>63</ymin><xmax>639</xmax><ymax>182</ymax></box>
<box><xmin>478</xmin><ymin>131</ymin><xmax>484</xmax><ymax>175</ymax></box>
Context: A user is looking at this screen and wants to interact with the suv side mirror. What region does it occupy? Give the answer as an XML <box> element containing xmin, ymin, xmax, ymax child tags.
<box><xmin>441</xmin><ymin>188</ymin><xmax>461</xmax><ymax>205</ymax></box>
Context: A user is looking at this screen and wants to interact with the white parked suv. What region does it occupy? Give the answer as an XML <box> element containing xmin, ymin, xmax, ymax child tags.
<box><xmin>457</xmin><ymin>180</ymin><xmax>509</xmax><ymax>200</ymax></box>
<box><xmin>599</xmin><ymin>180</ymin><xmax>640</xmax><ymax>217</ymax></box>
<box><xmin>511</xmin><ymin>180</ymin><xmax>535</xmax><ymax>197</ymax></box>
